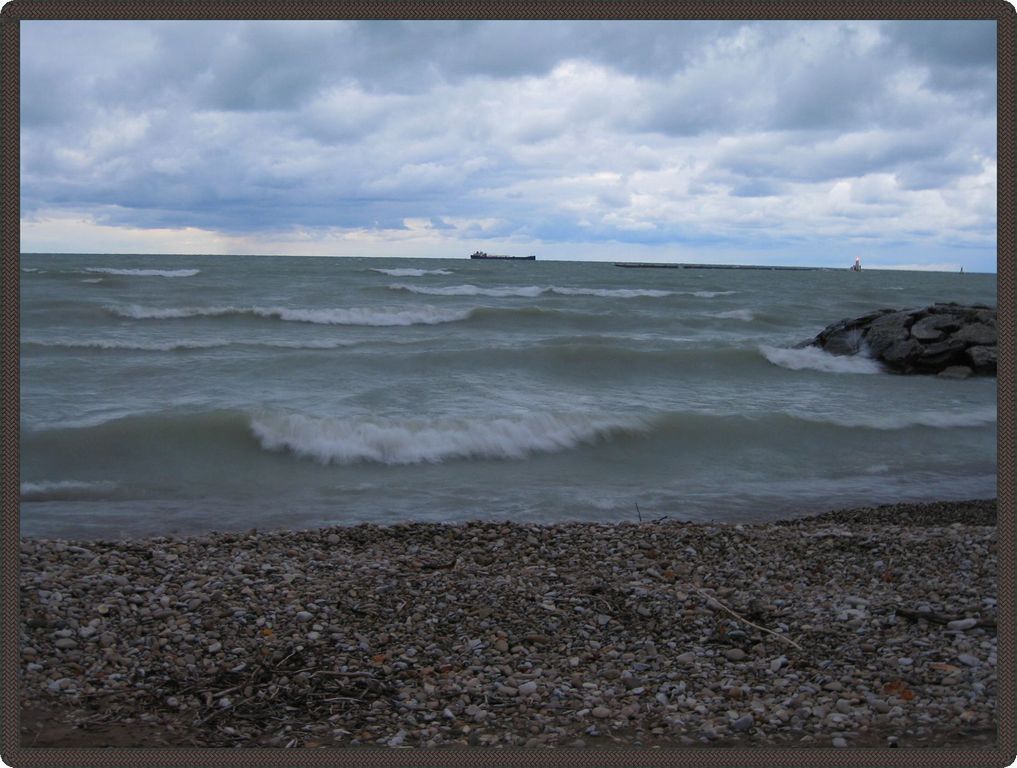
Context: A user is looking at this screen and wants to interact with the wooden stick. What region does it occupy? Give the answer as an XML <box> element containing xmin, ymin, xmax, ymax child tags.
<box><xmin>688</xmin><ymin>586</ymin><xmax>804</xmax><ymax>651</ymax></box>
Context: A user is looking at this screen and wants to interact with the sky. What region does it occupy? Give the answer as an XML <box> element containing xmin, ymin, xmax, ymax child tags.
<box><xmin>19</xmin><ymin>20</ymin><xmax>998</xmax><ymax>271</ymax></box>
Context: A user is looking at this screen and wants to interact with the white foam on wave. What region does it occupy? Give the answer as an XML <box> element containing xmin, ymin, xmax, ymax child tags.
<box><xmin>689</xmin><ymin>290</ymin><xmax>738</xmax><ymax>298</ymax></box>
<box><xmin>550</xmin><ymin>287</ymin><xmax>673</xmax><ymax>298</ymax></box>
<box><xmin>371</xmin><ymin>267</ymin><xmax>453</xmax><ymax>276</ymax></box>
<box><xmin>711</xmin><ymin>309</ymin><xmax>755</xmax><ymax>321</ymax></box>
<box><xmin>390</xmin><ymin>283</ymin><xmax>546</xmax><ymax>298</ymax></box>
<box><xmin>250</xmin><ymin>411</ymin><xmax>645</xmax><ymax>465</ymax></box>
<box><xmin>390</xmin><ymin>284</ymin><xmax>674</xmax><ymax>298</ymax></box>
<box><xmin>26</xmin><ymin>338</ymin><xmax>234</xmax><ymax>351</ymax></box>
<box><xmin>81</xmin><ymin>278</ymin><xmax>104</xmax><ymax>283</ymax></box>
<box><xmin>792</xmin><ymin>406</ymin><xmax>997</xmax><ymax>431</ymax></box>
<box><xmin>109</xmin><ymin>304</ymin><xmax>471</xmax><ymax>326</ymax></box>
<box><xmin>759</xmin><ymin>344</ymin><xmax>884</xmax><ymax>375</ymax></box>
<box><xmin>85</xmin><ymin>267</ymin><xmax>200</xmax><ymax>277</ymax></box>
<box><xmin>21</xmin><ymin>480</ymin><xmax>118</xmax><ymax>501</ymax></box>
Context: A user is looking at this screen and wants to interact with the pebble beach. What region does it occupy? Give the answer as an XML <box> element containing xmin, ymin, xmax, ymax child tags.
<box><xmin>19</xmin><ymin>499</ymin><xmax>998</xmax><ymax>749</ymax></box>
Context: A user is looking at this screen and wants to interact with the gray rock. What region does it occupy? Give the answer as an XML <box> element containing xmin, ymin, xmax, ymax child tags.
<box><xmin>53</xmin><ymin>638</ymin><xmax>78</xmax><ymax>650</ymax></box>
<box><xmin>947</xmin><ymin>617</ymin><xmax>979</xmax><ymax>631</ymax></box>
<box><xmin>833</xmin><ymin>737</ymin><xmax>848</xmax><ymax>748</ymax></box>
<box><xmin>723</xmin><ymin>648</ymin><xmax>747</xmax><ymax>661</ymax></box>
<box><xmin>967</xmin><ymin>345</ymin><xmax>997</xmax><ymax>373</ymax></box>
<box><xmin>732</xmin><ymin>714</ymin><xmax>754</xmax><ymax>732</ymax></box>
<box><xmin>950</xmin><ymin>323</ymin><xmax>996</xmax><ymax>346</ymax></box>
<box><xmin>591</xmin><ymin>706</ymin><xmax>612</xmax><ymax>719</ymax></box>
<box><xmin>938</xmin><ymin>366</ymin><xmax>973</xmax><ymax>380</ymax></box>
<box><xmin>802</xmin><ymin>304</ymin><xmax>997</xmax><ymax>376</ymax></box>
<box><xmin>517</xmin><ymin>681</ymin><xmax>538</xmax><ymax>696</ymax></box>
<box><xmin>911</xmin><ymin>314</ymin><xmax>960</xmax><ymax>341</ymax></box>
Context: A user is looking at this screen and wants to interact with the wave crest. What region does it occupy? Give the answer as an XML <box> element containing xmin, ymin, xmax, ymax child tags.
<box><xmin>759</xmin><ymin>345</ymin><xmax>884</xmax><ymax>375</ymax></box>
<box><xmin>250</xmin><ymin>411</ymin><xmax>644</xmax><ymax>465</ymax></box>
<box><xmin>85</xmin><ymin>268</ymin><xmax>200</xmax><ymax>277</ymax></box>
<box><xmin>371</xmin><ymin>267</ymin><xmax>453</xmax><ymax>276</ymax></box>
<box><xmin>108</xmin><ymin>304</ymin><xmax>472</xmax><ymax>326</ymax></box>
<box><xmin>390</xmin><ymin>284</ymin><xmax>675</xmax><ymax>298</ymax></box>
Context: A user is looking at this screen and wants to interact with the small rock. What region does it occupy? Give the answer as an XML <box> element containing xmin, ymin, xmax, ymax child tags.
<box><xmin>732</xmin><ymin>714</ymin><xmax>754</xmax><ymax>732</ymax></box>
<box><xmin>724</xmin><ymin>648</ymin><xmax>747</xmax><ymax>662</ymax></box>
<box><xmin>591</xmin><ymin>706</ymin><xmax>612</xmax><ymax>719</ymax></box>
<box><xmin>295</xmin><ymin>611</ymin><xmax>313</xmax><ymax>622</ymax></box>
<box><xmin>947</xmin><ymin>618</ymin><xmax>978</xmax><ymax>631</ymax></box>
<box><xmin>833</xmin><ymin>737</ymin><xmax>848</xmax><ymax>748</ymax></box>
<box><xmin>53</xmin><ymin>638</ymin><xmax>77</xmax><ymax>650</ymax></box>
<box><xmin>518</xmin><ymin>681</ymin><xmax>538</xmax><ymax>696</ymax></box>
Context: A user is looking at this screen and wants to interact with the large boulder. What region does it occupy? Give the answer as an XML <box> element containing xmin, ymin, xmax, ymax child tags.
<box><xmin>801</xmin><ymin>303</ymin><xmax>997</xmax><ymax>375</ymax></box>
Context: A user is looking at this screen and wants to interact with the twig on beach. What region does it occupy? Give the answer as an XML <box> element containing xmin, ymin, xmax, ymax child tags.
<box><xmin>635</xmin><ymin>502</ymin><xmax>643</xmax><ymax>523</ymax></box>
<box><xmin>689</xmin><ymin>585</ymin><xmax>804</xmax><ymax>652</ymax></box>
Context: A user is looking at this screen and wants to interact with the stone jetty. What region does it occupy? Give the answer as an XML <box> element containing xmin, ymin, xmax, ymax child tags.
<box><xmin>801</xmin><ymin>304</ymin><xmax>997</xmax><ymax>377</ymax></box>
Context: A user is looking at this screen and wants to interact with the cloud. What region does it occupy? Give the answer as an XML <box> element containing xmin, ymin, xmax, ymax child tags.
<box><xmin>19</xmin><ymin>20</ymin><xmax>997</xmax><ymax>270</ymax></box>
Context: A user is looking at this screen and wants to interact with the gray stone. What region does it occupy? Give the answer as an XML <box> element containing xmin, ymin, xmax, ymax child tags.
<box><xmin>53</xmin><ymin>638</ymin><xmax>78</xmax><ymax>650</ymax></box>
<box><xmin>723</xmin><ymin>648</ymin><xmax>747</xmax><ymax>661</ymax></box>
<box><xmin>947</xmin><ymin>617</ymin><xmax>979</xmax><ymax>631</ymax></box>
<box><xmin>966</xmin><ymin>345</ymin><xmax>997</xmax><ymax>373</ymax></box>
<box><xmin>863</xmin><ymin>312</ymin><xmax>913</xmax><ymax>357</ymax></box>
<box><xmin>950</xmin><ymin>323</ymin><xmax>996</xmax><ymax>346</ymax></box>
<box><xmin>517</xmin><ymin>681</ymin><xmax>538</xmax><ymax>696</ymax></box>
<box><xmin>911</xmin><ymin>314</ymin><xmax>960</xmax><ymax>341</ymax></box>
<box><xmin>591</xmin><ymin>706</ymin><xmax>612</xmax><ymax>719</ymax></box>
<box><xmin>732</xmin><ymin>714</ymin><xmax>754</xmax><ymax>732</ymax></box>
<box><xmin>938</xmin><ymin>366</ymin><xmax>973</xmax><ymax>380</ymax></box>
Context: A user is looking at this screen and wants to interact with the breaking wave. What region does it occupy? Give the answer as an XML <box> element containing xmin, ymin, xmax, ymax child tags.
<box><xmin>389</xmin><ymin>284</ymin><xmax>674</xmax><ymax>298</ymax></box>
<box><xmin>85</xmin><ymin>268</ymin><xmax>200</xmax><ymax>277</ymax></box>
<box><xmin>371</xmin><ymin>267</ymin><xmax>453</xmax><ymax>276</ymax></box>
<box><xmin>250</xmin><ymin>411</ymin><xmax>646</xmax><ymax>465</ymax></box>
<box><xmin>759</xmin><ymin>344</ymin><xmax>884</xmax><ymax>374</ymax></box>
<box><xmin>107</xmin><ymin>304</ymin><xmax>472</xmax><ymax>326</ymax></box>
<box><xmin>20</xmin><ymin>480</ymin><xmax>120</xmax><ymax>501</ymax></box>
<box><xmin>23</xmin><ymin>338</ymin><xmax>363</xmax><ymax>352</ymax></box>
<box><xmin>711</xmin><ymin>309</ymin><xmax>755</xmax><ymax>321</ymax></box>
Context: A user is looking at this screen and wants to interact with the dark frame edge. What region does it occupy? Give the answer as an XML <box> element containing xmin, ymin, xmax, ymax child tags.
<box><xmin>2</xmin><ymin>3</ymin><xmax>1015</xmax><ymax>767</ymax></box>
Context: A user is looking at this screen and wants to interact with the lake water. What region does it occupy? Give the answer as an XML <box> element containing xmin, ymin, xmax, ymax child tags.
<box><xmin>19</xmin><ymin>253</ymin><xmax>997</xmax><ymax>539</ymax></box>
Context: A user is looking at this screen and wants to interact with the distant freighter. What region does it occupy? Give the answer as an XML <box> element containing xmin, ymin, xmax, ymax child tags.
<box><xmin>470</xmin><ymin>251</ymin><xmax>536</xmax><ymax>260</ymax></box>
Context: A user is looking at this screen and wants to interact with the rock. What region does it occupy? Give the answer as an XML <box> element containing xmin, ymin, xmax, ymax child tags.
<box><xmin>676</xmin><ymin>652</ymin><xmax>697</xmax><ymax>664</ymax></box>
<box><xmin>833</xmin><ymin>736</ymin><xmax>848</xmax><ymax>748</ymax></box>
<box><xmin>911</xmin><ymin>314</ymin><xmax>960</xmax><ymax>341</ymax></box>
<box><xmin>801</xmin><ymin>304</ymin><xmax>996</xmax><ymax>376</ymax></box>
<box><xmin>723</xmin><ymin>648</ymin><xmax>747</xmax><ymax>662</ymax></box>
<box><xmin>732</xmin><ymin>714</ymin><xmax>754</xmax><ymax>732</ymax></box>
<box><xmin>295</xmin><ymin>611</ymin><xmax>313</xmax><ymax>623</ymax></box>
<box><xmin>591</xmin><ymin>706</ymin><xmax>612</xmax><ymax>719</ymax></box>
<box><xmin>938</xmin><ymin>366</ymin><xmax>973</xmax><ymax>380</ymax></box>
<box><xmin>951</xmin><ymin>323</ymin><xmax>996</xmax><ymax>346</ymax></box>
<box><xmin>957</xmin><ymin>653</ymin><xmax>980</xmax><ymax>667</ymax></box>
<box><xmin>517</xmin><ymin>681</ymin><xmax>538</xmax><ymax>696</ymax></box>
<box><xmin>946</xmin><ymin>617</ymin><xmax>979</xmax><ymax>631</ymax></box>
<box><xmin>966</xmin><ymin>345</ymin><xmax>997</xmax><ymax>373</ymax></box>
<box><xmin>53</xmin><ymin>638</ymin><xmax>78</xmax><ymax>650</ymax></box>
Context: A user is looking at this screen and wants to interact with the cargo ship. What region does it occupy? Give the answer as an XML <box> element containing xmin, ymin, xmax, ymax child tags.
<box><xmin>470</xmin><ymin>251</ymin><xmax>536</xmax><ymax>260</ymax></box>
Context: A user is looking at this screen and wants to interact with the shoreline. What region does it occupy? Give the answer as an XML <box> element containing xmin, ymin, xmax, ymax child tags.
<box><xmin>20</xmin><ymin>499</ymin><xmax>997</xmax><ymax>749</ymax></box>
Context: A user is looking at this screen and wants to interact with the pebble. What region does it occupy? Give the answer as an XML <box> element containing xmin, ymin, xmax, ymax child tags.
<box><xmin>947</xmin><ymin>618</ymin><xmax>979</xmax><ymax>631</ymax></box>
<box><xmin>732</xmin><ymin>714</ymin><xmax>754</xmax><ymax>732</ymax></box>
<box><xmin>517</xmin><ymin>681</ymin><xmax>538</xmax><ymax>696</ymax></box>
<box><xmin>17</xmin><ymin>499</ymin><xmax>998</xmax><ymax>749</ymax></box>
<box><xmin>832</xmin><ymin>737</ymin><xmax>848</xmax><ymax>748</ymax></box>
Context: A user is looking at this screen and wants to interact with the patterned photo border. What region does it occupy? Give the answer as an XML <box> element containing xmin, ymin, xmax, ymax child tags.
<box><xmin>1</xmin><ymin>2</ymin><xmax>1013</xmax><ymax>766</ymax></box>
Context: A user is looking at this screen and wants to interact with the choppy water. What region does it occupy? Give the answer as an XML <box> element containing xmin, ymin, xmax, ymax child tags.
<box><xmin>19</xmin><ymin>253</ymin><xmax>997</xmax><ymax>539</ymax></box>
